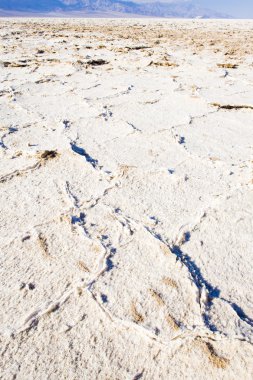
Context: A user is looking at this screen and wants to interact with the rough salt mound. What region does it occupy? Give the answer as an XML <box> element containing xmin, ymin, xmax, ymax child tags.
<box><xmin>0</xmin><ymin>18</ymin><xmax>253</xmax><ymax>380</ymax></box>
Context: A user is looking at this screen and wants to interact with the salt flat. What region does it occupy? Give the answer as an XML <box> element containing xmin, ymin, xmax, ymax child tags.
<box><xmin>0</xmin><ymin>18</ymin><xmax>253</xmax><ymax>379</ymax></box>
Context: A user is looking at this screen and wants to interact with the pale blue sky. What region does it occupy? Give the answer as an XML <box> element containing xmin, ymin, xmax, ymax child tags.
<box><xmin>197</xmin><ymin>0</ymin><xmax>253</xmax><ymax>18</ymax></box>
<box><xmin>135</xmin><ymin>0</ymin><xmax>253</xmax><ymax>18</ymax></box>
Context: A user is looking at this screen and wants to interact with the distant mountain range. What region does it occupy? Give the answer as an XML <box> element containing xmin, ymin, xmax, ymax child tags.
<box><xmin>0</xmin><ymin>0</ymin><xmax>231</xmax><ymax>18</ymax></box>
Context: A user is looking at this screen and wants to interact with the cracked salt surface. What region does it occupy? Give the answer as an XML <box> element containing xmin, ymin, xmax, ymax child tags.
<box><xmin>0</xmin><ymin>18</ymin><xmax>253</xmax><ymax>380</ymax></box>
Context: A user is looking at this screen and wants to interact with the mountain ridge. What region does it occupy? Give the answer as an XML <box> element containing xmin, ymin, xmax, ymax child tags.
<box><xmin>0</xmin><ymin>0</ymin><xmax>231</xmax><ymax>18</ymax></box>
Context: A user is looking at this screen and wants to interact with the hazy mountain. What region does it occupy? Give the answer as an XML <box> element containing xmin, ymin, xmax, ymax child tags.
<box><xmin>0</xmin><ymin>0</ymin><xmax>230</xmax><ymax>18</ymax></box>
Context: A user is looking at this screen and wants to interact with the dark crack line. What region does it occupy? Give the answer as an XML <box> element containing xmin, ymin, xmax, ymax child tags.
<box><xmin>127</xmin><ymin>121</ymin><xmax>142</xmax><ymax>133</ymax></box>
<box><xmin>221</xmin><ymin>298</ymin><xmax>253</xmax><ymax>328</ymax></box>
<box><xmin>0</xmin><ymin>139</ymin><xmax>7</xmax><ymax>150</ymax></box>
<box><xmin>0</xmin><ymin>127</ymin><xmax>18</xmax><ymax>150</ymax></box>
<box><xmin>0</xmin><ymin>161</ymin><xmax>41</xmax><ymax>184</ymax></box>
<box><xmin>145</xmin><ymin>225</ymin><xmax>253</xmax><ymax>333</ymax></box>
<box><xmin>70</xmin><ymin>142</ymin><xmax>100</xmax><ymax>169</ymax></box>
<box><xmin>71</xmin><ymin>212</ymin><xmax>91</xmax><ymax>238</ymax></box>
<box><xmin>211</xmin><ymin>102</ymin><xmax>253</xmax><ymax>110</ymax></box>
<box><xmin>64</xmin><ymin>183</ymin><xmax>118</xmax><ymax>277</ymax></box>
<box><xmin>65</xmin><ymin>181</ymin><xmax>80</xmax><ymax>208</ymax></box>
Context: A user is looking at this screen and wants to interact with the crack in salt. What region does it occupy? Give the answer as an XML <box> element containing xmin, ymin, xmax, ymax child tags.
<box><xmin>70</xmin><ymin>142</ymin><xmax>100</xmax><ymax>169</ymax></box>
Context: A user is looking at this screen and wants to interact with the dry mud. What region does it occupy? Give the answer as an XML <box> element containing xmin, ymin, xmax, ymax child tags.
<box><xmin>0</xmin><ymin>18</ymin><xmax>253</xmax><ymax>379</ymax></box>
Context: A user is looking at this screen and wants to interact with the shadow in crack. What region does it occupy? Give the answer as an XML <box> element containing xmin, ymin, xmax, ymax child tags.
<box><xmin>171</xmin><ymin>241</ymin><xmax>253</xmax><ymax>330</ymax></box>
<box><xmin>106</xmin><ymin>247</ymin><xmax>117</xmax><ymax>272</ymax></box>
<box><xmin>71</xmin><ymin>212</ymin><xmax>86</xmax><ymax>225</ymax></box>
<box><xmin>171</xmin><ymin>244</ymin><xmax>221</xmax><ymax>298</ymax></box>
<box><xmin>225</xmin><ymin>301</ymin><xmax>253</xmax><ymax>328</ymax></box>
<box><xmin>70</xmin><ymin>142</ymin><xmax>99</xmax><ymax>169</ymax></box>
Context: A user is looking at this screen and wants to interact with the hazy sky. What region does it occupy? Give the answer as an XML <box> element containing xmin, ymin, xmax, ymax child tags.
<box><xmin>135</xmin><ymin>0</ymin><xmax>253</xmax><ymax>18</ymax></box>
<box><xmin>196</xmin><ymin>0</ymin><xmax>253</xmax><ymax>18</ymax></box>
